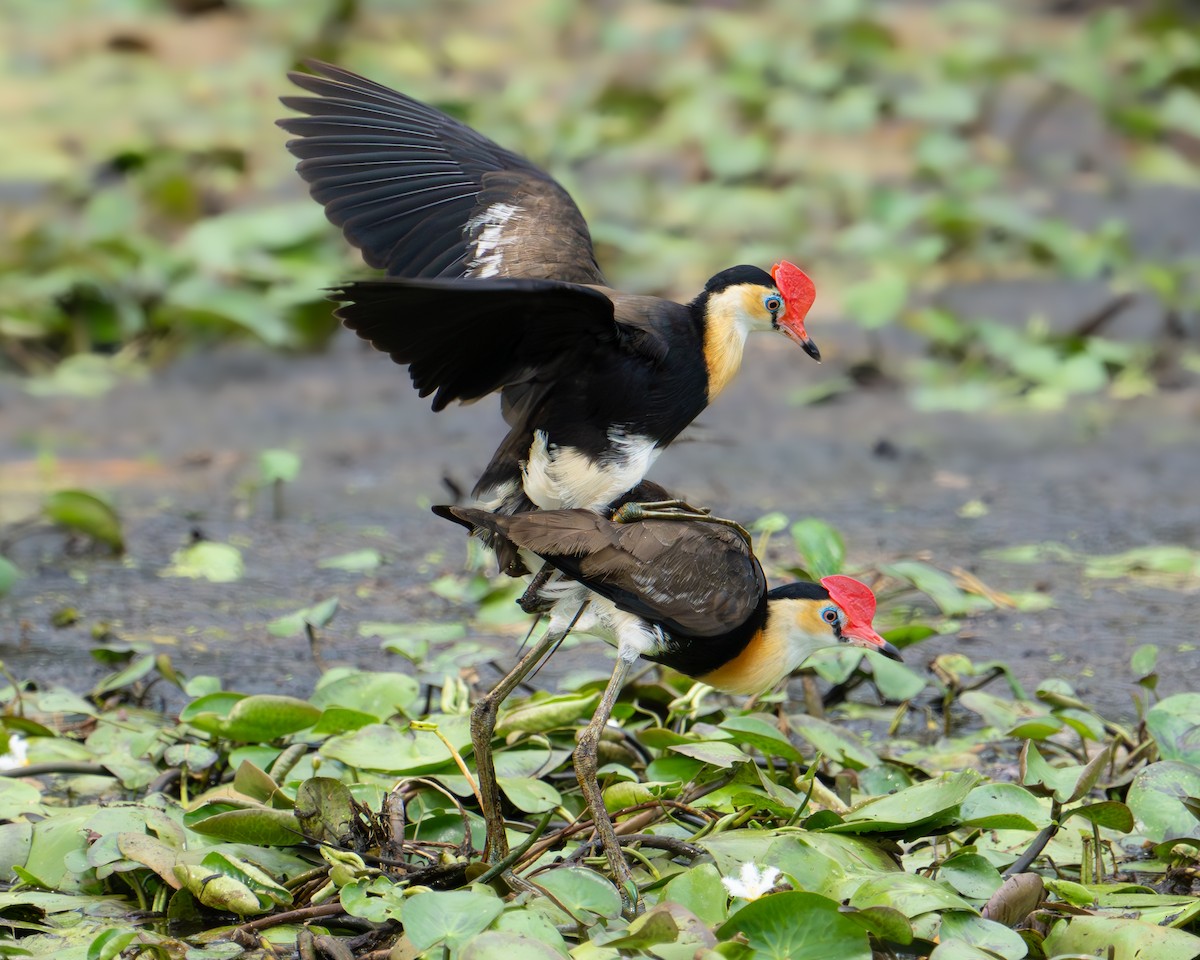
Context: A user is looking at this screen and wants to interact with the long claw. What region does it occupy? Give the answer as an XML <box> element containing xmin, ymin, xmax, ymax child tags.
<box><xmin>612</xmin><ymin>501</ymin><xmax>751</xmax><ymax>545</ymax></box>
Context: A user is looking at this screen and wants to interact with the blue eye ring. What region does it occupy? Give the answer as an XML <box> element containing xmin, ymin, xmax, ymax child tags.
<box><xmin>821</xmin><ymin>606</ymin><xmax>840</xmax><ymax>625</ymax></box>
<box><xmin>763</xmin><ymin>294</ymin><xmax>783</xmax><ymax>315</ymax></box>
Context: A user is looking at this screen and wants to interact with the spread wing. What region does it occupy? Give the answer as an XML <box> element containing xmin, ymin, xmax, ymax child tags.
<box><xmin>439</xmin><ymin>507</ymin><xmax>765</xmax><ymax>637</ymax></box>
<box><xmin>278</xmin><ymin>61</ymin><xmax>605</xmax><ymax>284</ymax></box>
<box><xmin>335</xmin><ymin>277</ymin><xmax>670</xmax><ymax>412</ymax></box>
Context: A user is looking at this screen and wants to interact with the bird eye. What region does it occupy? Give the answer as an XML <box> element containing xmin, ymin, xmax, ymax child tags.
<box><xmin>763</xmin><ymin>294</ymin><xmax>782</xmax><ymax>315</ymax></box>
<box><xmin>821</xmin><ymin>607</ymin><xmax>840</xmax><ymax>624</ymax></box>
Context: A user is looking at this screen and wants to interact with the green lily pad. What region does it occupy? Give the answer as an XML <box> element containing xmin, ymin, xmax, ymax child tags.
<box><xmin>161</xmin><ymin>542</ymin><xmax>244</xmax><ymax>583</ymax></box>
<box><xmin>311</xmin><ymin>670</ymin><xmax>421</xmax><ymax>719</ymax></box>
<box><xmin>533</xmin><ymin>867</ymin><xmax>622</xmax><ymax>922</ymax></box>
<box><xmin>1127</xmin><ymin>761</ymin><xmax>1200</xmax><ymax>843</ymax></box>
<box><xmin>1145</xmin><ymin>694</ymin><xmax>1200</xmax><ymax>766</ymax></box>
<box><xmin>850</xmin><ymin>872</ymin><xmax>975</xmax><ymax>918</ymax></box>
<box><xmin>266</xmin><ymin>597</ymin><xmax>339</xmax><ymax>638</ymax></box>
<box><xmin>1042</xmin><ymin>915</ymin><xmax>1200</xmax><ymax>960</ymax></box>
<box><xmin>218</xmin><ymin>695</ymin><xmax>320</xmax><ymax>742</ymax></box>
<box><xmin>831</xmin><ymin>771</ymin><xmax>980</xmax><ymax>833</ymax></box>
<box><xmin>718</xmin><ymin>891</ymin><xmax>871</xmax><ymax>960</ymax></box>
<box><xmin>960</xmin><ymin>783</ymin><xmax>1049</xmax><ymax>831</ymax></box>
<box><xmin>317</xmin><ymin>549</ymin><xmax>383</xmax><ymax>573</ymax></box>
<box><xmin>402</xmin><ymin>889</ymin><xmax>504</xmax><ymax>951</ymax></box>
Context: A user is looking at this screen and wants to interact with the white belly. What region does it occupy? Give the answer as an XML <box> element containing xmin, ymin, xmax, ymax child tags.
<box><xmin>522</xmin><ymin>429</ymin><xmax>661</xmax><ymax>511</ymax></box>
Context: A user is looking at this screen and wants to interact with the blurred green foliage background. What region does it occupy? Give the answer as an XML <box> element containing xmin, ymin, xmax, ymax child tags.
<box><xmin>2</xmin><ymin>0</ymin><xmax>1199</xmax><ymax>406</ymax></box>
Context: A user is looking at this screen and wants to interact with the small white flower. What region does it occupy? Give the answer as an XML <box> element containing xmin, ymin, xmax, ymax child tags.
<box><xmin>0</xmin><ymin>734</ymin><xmax>29</xmax><ymax>771</ymax></box>
<box><xmin>721</xmin><ymin>862</ymin><xmax>782</xmax><ymax>901</ymax></box>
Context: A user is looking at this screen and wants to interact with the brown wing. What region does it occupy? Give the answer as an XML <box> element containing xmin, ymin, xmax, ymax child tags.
<box><xmin>278</xmin><ymin>61</ymin><xmax>604</xmax><ymax>284</ymax></box>
<box><xmin>437</xmin><ymin>506</ymin><xmax>765</xmax><ymax>638</ymax></box>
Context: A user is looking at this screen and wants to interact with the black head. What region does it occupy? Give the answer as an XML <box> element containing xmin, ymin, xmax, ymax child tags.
<box><xmin>704</xmin><ymin>265</ymin><xmax>775</xmax><ymax>294</ymax></box>
<box><xmin>766</xmin><ymin>581</ymin><xmax>830</xmax><ymax>602</ymax></box>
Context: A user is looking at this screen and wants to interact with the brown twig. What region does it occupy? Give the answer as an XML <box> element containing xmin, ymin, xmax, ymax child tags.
<box><xmin>233</xmin><ymin>902</ymin><xmax>346</xmax><ymax>935</ymax></box>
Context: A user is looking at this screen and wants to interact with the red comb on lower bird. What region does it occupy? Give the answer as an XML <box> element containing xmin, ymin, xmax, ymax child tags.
<box><xmin>819</xmin><ymin>575</ymin><xmax>877</xmax><ymax>627</ymax></box>
<box><xmin>771</xmin><ymin>260</ymin><xmax>816</xmax><ymax>319</ymax></box>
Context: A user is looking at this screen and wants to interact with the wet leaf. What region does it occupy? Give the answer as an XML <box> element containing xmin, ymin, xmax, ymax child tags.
<box><xmin>534</xmin><ymin>866</ymin><xmax>622</xmax><ymax>922</ymax></box>
<box><xmin>1145</xmin><ymin>694</ymin><xmax>1200</xmax><ymax>765</ymax></box>
<box><xmin>173</xmin><ymin>863</ymin><xmax>265</xmax><ymax>916</ymax></box>
<box><xmin>461</xmin><ymin>932</ymin><xmax>566</xmax><ymax>960</ymax></box>
<box><xmin>218</xmin><ymin>695</ymin><xmax>320</xmax><ymax>742</ymax></box>
<box><xmin>940</xmin><ymin>854</ymin><xmax>1002</xmax><ymax>901</ymax></box>
<box><xmin>496</xmin><ymin>691</ymin><xmax>599</xmax><ymax>737</ymax></box>
<box><xmin>849</xmin><ymin>873</ymin><xmax>974</xmax><ymax>917</ymax></box>
<box><xmin>0</xmin><ymin>556</ymin><xmax>20</xmax><ymax>596</ymax></box>
<box><xmin>259</xmin><ymin>449</ymin><xmax>300</xmax><ymax>485</ymax></box>
<box><xmin>839</xmin><ymin>904</ymin><xmax>913</xmax><ymax>944</ymax></box>
<box><xmin>788</xmin><ymin>714</ymin><xmax>880</xmax><ymax>769</ymax></box>
<box><xmin>960</xmin><ymin>783</ymin><xmax>1048</xmax><ymax>831</ymax></box>
<box><xmin>789</xmin><ymin>519</ymin><xmax>845</xmax><ymax>579</ymax></box>
<box><xmin>499</xmin><ymin>777</ymin><xmax>561</xmax><ymax>813</ymax></box>
<box><xmin>42</xmin><ymin>490</ymin><xmax>124</xmax><ymax>552</ymax></box>
<box><xmin>318</xmin><ymin>549</ymin><xmax>383</xmax><ymax>572</ymax></box>
<box><xmin>1062</xmin><ymin>801</ymin><xmax>1134</xmax><ymax>833</ymax></box>
<box><xmin>321</xmin><ymin>719</ymin><xmax>469</xmax><ymax>774</ymax></box>
<box><xmin>718</xmin><ymin>891</ymin><xmax>872</xmax><ymax>959</ymax></box>
<box><xmin>719</xmin><ymin>715</ymin><xmax>806</xmax><ymax>764</ymax></box>
<box><xmin>266</xmin><ymin>596</ymin><xmax>339</xmax><ymax>638</ymax></box>
<box><xmin>311</xmin><ymin>670</ymin><xmax>421</xmax><ymax>720</ymax></box>
<box><xmin>116</xmin><ymin>833</ymin><xmax>181</xmax><ymax>889</ymax></box>
<box><xmin>832</xmin><ymin>771</ymin><xmax>980</xmax><ymax>833</ymax></box>
<box><xmin>662</xmin><ymin>862</ymin><xmax>728</xmax><ymax>925</ymax></box>
<box><xmin>1126</xmin><ymin>761</ymin><xmax>1200</xmax><ymax>843</ymax></box>
<box><xmin>1042</xmin><ymin>915</ymin><xmax>1200</xmax><ymax>960</ymax></box>
<box><xmin>881</xmin><ymin>561</ymin><xmax>992</xmax><ymax>617</ymax></box>
<box><xmin>184</xmin><ymin>807</ymin><xmax>302</xmax><ymax>846</ymax></box>
<box><xmin>161</xmin><ymin>542</ymin><xmax>244</xmax><ymax>583</ymax></box>
<box><xmin>87</xmin><ymin>928</ymin><xmax>137</xmax><ymax>960</ymax></box>
<box><xmin>401</xmin><ymin>890</ymin><xmax>504</xmax><ymax>951</ymax></box>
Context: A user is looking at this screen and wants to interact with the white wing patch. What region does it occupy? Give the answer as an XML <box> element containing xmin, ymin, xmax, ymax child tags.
<box><xmin>465</xmin><ymin>202</ymin><xmax>521</xmax><ymax>278</ymax></box>
<box><xmin>522</xmin><ymin>429</ymin><xmax>661</xmax><ymax>511</ymax></box>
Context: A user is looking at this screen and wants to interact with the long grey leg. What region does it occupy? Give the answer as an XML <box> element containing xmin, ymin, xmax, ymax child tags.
<box><xmin>473</xmin><ymin>624</ymin><xmax>567</xmax><ymax>863</ymax></box>
<box><xmin>574</xmin><ymin>643</ymin><xmax>642</xmax><ymax>917</ymax></box>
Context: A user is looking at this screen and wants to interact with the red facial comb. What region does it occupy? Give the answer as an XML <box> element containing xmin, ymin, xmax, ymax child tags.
<box><xmin>819</xmin><ymin>575</ymin><xmax>877</xmax><ymax>627</ymax></box>
<box><xmin>770</xmin><ymin>260</ymin><xmax>816</xmax><ymax>318</ymax></box>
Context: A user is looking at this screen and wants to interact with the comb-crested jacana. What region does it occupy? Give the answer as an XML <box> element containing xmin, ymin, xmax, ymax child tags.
<box><xmin>279</xmin><ymin>63</ymin><xmax>820</xmax><ymax>572</ymax></box>
<box><xmin>435</xmin><ymin>502</ymin><xmax>899</xmax><ymax>913</ymax></box>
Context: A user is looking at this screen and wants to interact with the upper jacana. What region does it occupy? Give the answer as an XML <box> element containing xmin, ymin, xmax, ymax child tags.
<box><xmin>278</xmin><ymin>63</ymin><xmax>821</xmax><ymax>571</ymax></box>
<box><xmin>435</xmin><ymin>499</ymin><xmax>899</xmax><ymax>915</ymax></box>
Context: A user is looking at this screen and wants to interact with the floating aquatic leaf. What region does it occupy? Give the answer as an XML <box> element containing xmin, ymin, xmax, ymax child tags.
<box><xmin>266</xmin><ymin>596</ymin><xmax>339</xmax><ymax>638</ymax></box>
<box><xmin>1126</xmin><ymin>761</ymin><xmax>1200</xmax><ymax>844</ymax></box>
<box><xmin>317</xmin><ymin>549</ymin><xmax>383</xmax><ymax>572</ymax></box>
<box><xmin>402</xmin><ymin>889</ymin><xmax>505</xmax><ymax>952</ymax></box>
<box><xmin>161</xmin><ymin>542</ymin><xmax>244</xmax><ymax>583</ymax></box>
<box><xmin>718</xmin><ymin>891</ymin><xmax>871</xmax><ymax>960</ymax></box>
<box><xmin>533</xmin><ymin>867</ymin><xmax>622</xmax><ymax>923</ymax></box>
<box><xmin>1145</xmin><ymin>694</ymin><xmax>1200</xmax><ymax>766</ymax></box>
<box><xmin>42</xmin><ymin>490</ymin><xmax>124</xmax><ymax>552</ymax></box>
<box><xmin>218</xmin><ymin>695</ymin><xmax>320</xmax><ymax>742</ymax></box>
<box><xmin>1042</xmin><ymin>915</ymin><xmax>1200</xmax><ymax>960</ymax></box>
<box><xmin>789</xmin><ymin>518</ymin><xmax>845</xmax><ymax>579</ymax></box>
<box><xmin>0</xmin><ymin>556</ymin><xmax>20</xmax><ymax>596</ymax></box>
<box><xmin>258</xmin><ymin>449</ymin><xmax>301</xmax><ymax>485</ymax></box>
<box><xmin>311</xmin><ymin>670</ymin><xmax>421</xmax><ymax>720</ymax></box>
